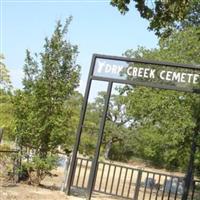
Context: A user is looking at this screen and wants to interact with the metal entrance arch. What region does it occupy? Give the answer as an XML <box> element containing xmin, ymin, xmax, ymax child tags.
<box><xmin>65</xmin><ymin>54</ymin><xmax>200</xmax><ymax>200</ymax></box>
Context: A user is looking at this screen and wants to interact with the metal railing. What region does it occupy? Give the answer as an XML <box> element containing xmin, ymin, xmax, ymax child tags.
<box><xmin>191</xmin><ymin>180</ymin><xmax>200</xmax><ymax>200</ymax></box>
<box><xmin>72</xmin><ymin>157</ymin><xmax>200</xmax><ymax>200</ymax></box>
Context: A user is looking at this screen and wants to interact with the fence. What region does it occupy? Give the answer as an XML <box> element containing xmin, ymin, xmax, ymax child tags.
<box><xmin>192</xmin><ymin>181</ymin><xmax>200</xmax><ymax>200</ymax></box>
<box><xmin>71</xmin><ymin>157</ymin><xmax>200</xmax><ymax>200</ymax></box>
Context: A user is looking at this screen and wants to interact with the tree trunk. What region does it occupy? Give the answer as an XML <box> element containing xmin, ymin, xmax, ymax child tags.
<box><xmin>104</xmin><ymin>139</ymin><xmax>113</xmax><ymax>160</ymax></box>
<box><xmin>0</xmin><ymin>128</ymin><xmax>3</xmax><ymax>143</ymax></box>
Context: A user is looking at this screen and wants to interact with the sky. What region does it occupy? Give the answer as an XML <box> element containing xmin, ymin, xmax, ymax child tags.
<box><xmin>1</xmin><ymin>0</ymin><xmax>158</xmax><ymax>96</ymax></box>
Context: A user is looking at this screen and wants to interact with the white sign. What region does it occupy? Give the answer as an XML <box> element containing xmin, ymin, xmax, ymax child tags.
<box><xmin>94</xmin><ymin>59</ymin><xmax>200</xmax><ymax>85</ymax></box>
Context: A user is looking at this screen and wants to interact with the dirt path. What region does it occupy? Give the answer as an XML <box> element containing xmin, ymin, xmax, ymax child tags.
<box><xmin>0</xmin><ymin>183</ymin><xmax>119</xmax><ymax>200</ymax></box>
<box><xmin>0</xmin><ymin>166</ymin><xmax>76</xmax><ymax>200</ymax></box>
<box><xmin>0</xmin><ymin>166</ymin><xmax>116</xmax><ymax>200</ymax></box>
<box><xmin>1</xmin><ymin>183</ymin><xmax>71</xmax><ymax>200</ymax></box>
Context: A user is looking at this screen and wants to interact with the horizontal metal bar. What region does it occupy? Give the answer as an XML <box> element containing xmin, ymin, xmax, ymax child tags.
<box><xmin>93</xmin><ymin>188</ymin><xmax>133</xmax><ymax>200</ymax></box>
<box><xmin>91</xmin><ymin>76</ymin><xmax>200</xmax><ymax>94</ymax></box>
<box><xmin>71</xmin><ymin>186</ymin><xmax>132</xmax><ymax>200</ymax></box>
<box><xmin>0</xmin><ymin>150</ymin><xmax>19</xmax><ymax>153</ymax></box>
<box><xmin>77</xmin><ymin>157</ymin><xmax>93</xmax><ymax>162</ymax></box>
<box><xmin>98</xmin><ymin>160</ymin><xmax>183</xmax><ymax>179</ymax></box>
<box><xmin>82</xmin><ymin>125</ymin><xmax>100</xmax><ymax>130</ymax></box>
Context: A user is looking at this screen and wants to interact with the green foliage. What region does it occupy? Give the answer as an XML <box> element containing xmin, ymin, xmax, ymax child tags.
<box><xmin>23</xmin><ymin>155</ymin><xmax>58</xmax><ymax>185</ymax></box>
<box><xmin>62</xmin><ymin>91</ymin><xmax>83</xmax><ymax>149</ymax></box>
<box><xmin>111</xmin><ymin>0</ymin><xmax>200</xmax><ymax>37</ymax></box>
<box><xmin>125</xmin><ymin>27</ymin><xmax>200</xmax><ymax>64</ymax></box>
<box><xmin>0</xmin><ymin>143</ymin><xmax>11</xmax><ymax>151</ymax></box>
<box><xmin>0</xmin><ymin>144</ymin><xmax>19</xmax><ymax>182</ymax></box>
<box><xmin>0</xmin><ymin>54</ymin><xmax>11</xmax><ymax>90</ymax></box>
<box><xmin>84</xmin><ymin>91</ymin><xmax>131</xmax><ymax>159</ymax></box>
<box><xmin>125</xmin><ymin>87</ymin><xmax>195</xmax><ymax>169</ymax></box>
<box><xmin>14</xmin><ymin>18</ymin><xmax>80</xmax><ymax>154</ymax></box>
<box><xmin>122</xmin><ymin>26</ymin><xmax>200</xmax><ymax>172</ymax></box>
<box><xmin>13</xmin><ymin>18</ymin><xmax>80</xmax><ymax>181</ymax></box>
<box><xmin>0</xmin><ymin>90</ymin><xmax>14</xmax><ymax>140</ymax></box>
<box><xmin>79</xmin><ymin>133</ymin><xmax>97</xmax><ymax>156</ymax></box>
<box><xmin>109</xmin><ymin>131</ymin><xmax>135</xmax><ymax>161</ymax></box>
<box><xmin>0</xmin><ymin>56</ymin><xmax>13</xmax><ymax>141</ymax></box>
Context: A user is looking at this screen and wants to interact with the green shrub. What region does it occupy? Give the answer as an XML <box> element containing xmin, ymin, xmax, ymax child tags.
<box><xmin>23</xmin><ymin>155</ymin><xmax>58</xmax><ymax>185</ymax></box>
<box><xmin>0</xmin><ymin>144</ymin><xmax>20</xmax><ymax>183</ymax></box>
<box><xmin>109</xmin><ymin>142</ymin><xmax>133</xmax><ymax>162</ymax></box>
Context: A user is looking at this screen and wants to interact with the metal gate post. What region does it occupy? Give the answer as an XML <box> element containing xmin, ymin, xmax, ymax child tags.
<box><xmin>86</xmin><ymin>81</ymin><xmax>113</xmax><ymax>200</ymax></box>
<box><xmin>65</xmin><ymin>55</ymin><xmax>95</xmax><ymax>195</ymax></box>
<box><xmin>182</xmin><ymin>131</ymin><xmax>197</xmax><ymax>200</ymax></box>
<box><xmin>133</xmin><ymin>170</ymin><xmax>142</xmax><ymax>200</ymax></box>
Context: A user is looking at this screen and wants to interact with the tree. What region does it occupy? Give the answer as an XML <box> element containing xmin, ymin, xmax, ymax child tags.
<box><xmin>61</xmin><ymin>91</ymin><xmax>83</xmax><ymax>153</ymax></box>
<box><xmin>13</xmin><ymin>18</ymin><xmax>80</xmax><ymax>184</ymax></box>
<box><xmin>0</xmin><ymin>54</ymin><xmax>11</xmax><ymax>90</ymax></box>
<box><xmin>124</xmin><ymin>87</ymin><xmax>195</xmax><ymax>169</ymax></box>
<box><xmin>111</xmin><ymin>0</ymin><xmax>200</xmax><ymax>37</ymax></box>
<box><xmin>0</xmin><ymin>54</ymin><xmax>14</xmax><ymax>141</ymax></box>
<box><xmin>86</xmin><ymin>91</ymin><xmax>131</xmax><ymax>160</ymax></box>
<box><xmin>123</xmin><ymin>26</ymin><xmax>200</xmax><ymax>172</ymax></box>
<box><xmin>0</xmin><ymin>90</ymin><xmax>14</xmax><ymax>141</ymax></box>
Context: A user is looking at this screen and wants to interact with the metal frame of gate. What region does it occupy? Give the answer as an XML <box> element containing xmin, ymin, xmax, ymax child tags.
<box><xmin>65</xmin><ymin>54</ymin><xmax>200</xmax><ymax>200</ymax></box>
